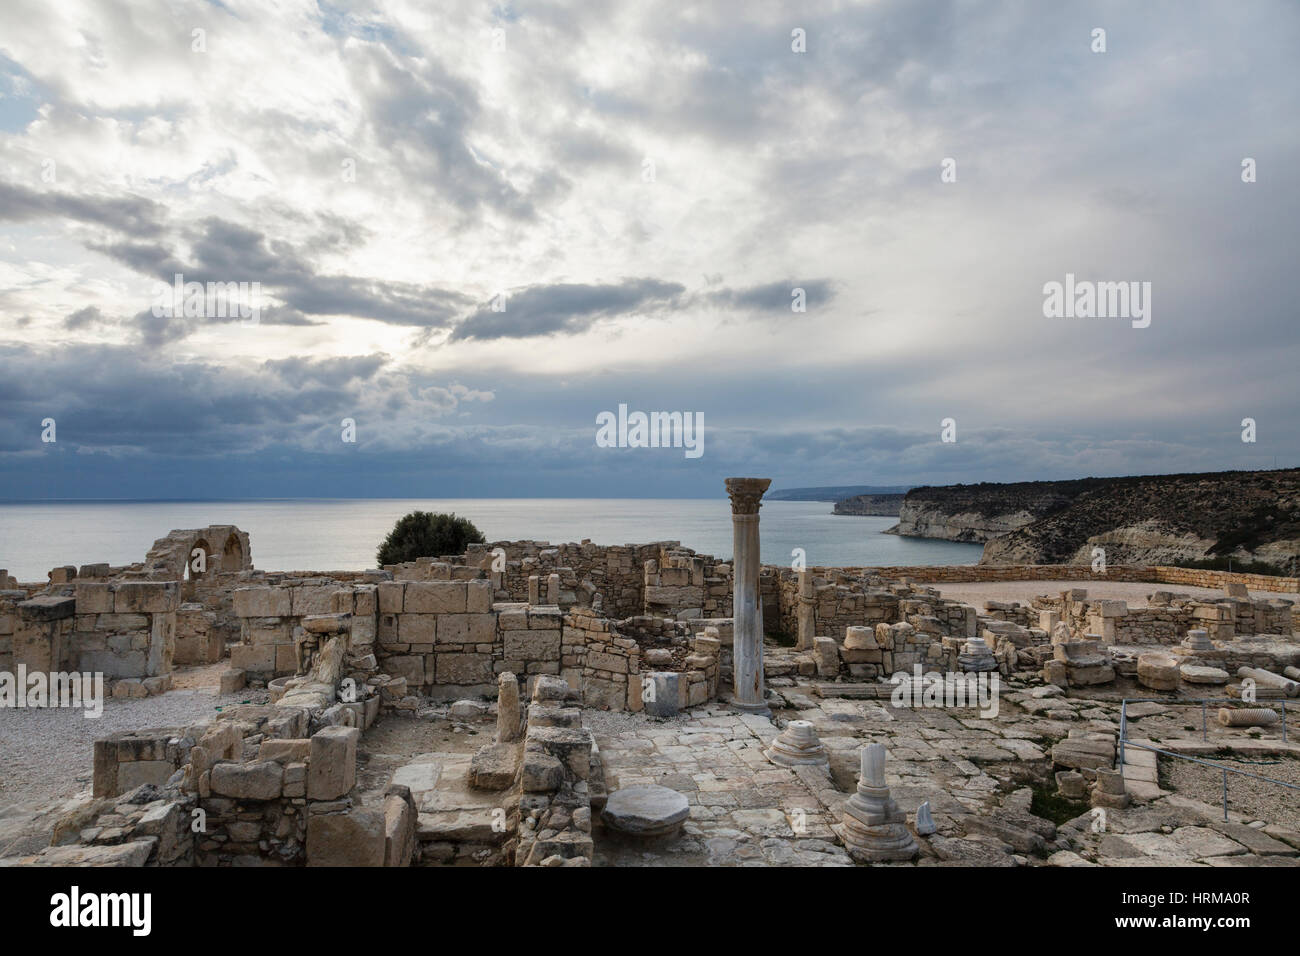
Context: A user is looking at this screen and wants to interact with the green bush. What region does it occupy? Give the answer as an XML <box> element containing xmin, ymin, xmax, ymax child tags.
<box><xmin>376</xmin><ymin>511</ymin><xmax>485</xmax><ymax>566</ymax></box>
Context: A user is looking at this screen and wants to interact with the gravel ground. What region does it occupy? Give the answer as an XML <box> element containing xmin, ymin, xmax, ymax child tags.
<box><xmin>1161</xmin><ymin>753</ymin><xmax>1300</xmax><ymax>830</ymax></box>
<box><xmin>933</xmin><ymin>579</ymin><xmax>1238</xmax><ymax>609</ymax></box>
<box><xmin>0</xmin><ymin>680</ymin><xmax>268</xmax><ymax>811</ymax></box>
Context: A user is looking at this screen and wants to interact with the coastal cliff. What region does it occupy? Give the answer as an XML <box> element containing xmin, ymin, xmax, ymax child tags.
<box><xmin>885</xmin><ymin>479</ymin><xmax>1094</xmax><ymax>543</ymax></box>
<box><xmin>833</xmin><ymin>493</ymin><xmax>906</xmax><ymax>516</ymax></box>
<box><xmin>879</xmin><ymin>470</ymin><xmax>1300</xmax><ymax>570</ymax></box>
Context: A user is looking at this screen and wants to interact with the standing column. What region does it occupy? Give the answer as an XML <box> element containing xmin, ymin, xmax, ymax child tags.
<box><xmin>725</xmin><ymin>477</ymin><xmax>771</xmax><ymax>712</ymax></box>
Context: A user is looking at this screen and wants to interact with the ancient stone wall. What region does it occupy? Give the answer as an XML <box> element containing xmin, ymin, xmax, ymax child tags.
<box><xmin>772</xmin><ymin>568</ymin><xmax>902</xmax><ymax>638</ymax></box>
<box><xmin>142</xmin><ymin>526</ymin><xmax>251</xmax><ymax>581</ymax></box>
<box><xmin>1031</xmin><ymin>590</ymin><xmax>1295</xmax><ymax>645</ymax></box>
<box><xmin>232</xmin><ymin>577</ymin><xmax>663</xmax><ymax>711</ymax></box>
<box><xmin>846</xmin><ymin>563</ymin><xmax>1299</xmax><ymax>594</ymax></box>
<box><xmin>70</xmin><ymin>581</ymin><xmax>179</xmax><ymax>686</ymax></box>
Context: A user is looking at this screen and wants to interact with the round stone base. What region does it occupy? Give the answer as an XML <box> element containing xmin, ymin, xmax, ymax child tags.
<box><xmin>1137</xmin><ymin>652</ymin><xmax>1180</xmax><ymax>691</ymax></box>
<box><xmin>601</xmin><ymin>785</ymin><xmax>690</xmax><ymax>838</ymax></box>
<box><xmin>837</xmin><ymin>817</ymin><xmax>918</xmax><ymax>862</ymax></box>
<box><xmin>958</xmin><ymin>655</ymin><xmax>998</xmax><ymax>673</ymax></box>
<box><xmin>763</xmin><ymin>747</ymin><xmax>829</xmax><ymax>768</ymax></box>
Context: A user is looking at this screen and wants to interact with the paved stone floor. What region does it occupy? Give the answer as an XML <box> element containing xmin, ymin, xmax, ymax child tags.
<box><xmin>587</xmin><ymin>678</ymin><xmax>1300</xmax><ymax>866</ymax></box>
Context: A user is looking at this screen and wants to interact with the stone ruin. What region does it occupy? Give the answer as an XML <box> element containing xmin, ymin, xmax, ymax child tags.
<box><xmin>4</xmin><ymin>482</ymin><xmax>1300</xmax><ymax>869</ymax></box>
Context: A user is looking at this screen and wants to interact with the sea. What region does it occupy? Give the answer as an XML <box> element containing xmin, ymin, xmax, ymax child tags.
<box><xmin>0</xmin><ymin>499</ymin><xmax>982</xmax><ymax>582</ymax></box>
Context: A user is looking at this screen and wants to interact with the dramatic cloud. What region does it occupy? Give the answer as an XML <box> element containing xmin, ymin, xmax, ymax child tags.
<box><xmin>0</xmin><ymin>0</ymin><xmax>1296</xmax><ymax>498</ymax></box>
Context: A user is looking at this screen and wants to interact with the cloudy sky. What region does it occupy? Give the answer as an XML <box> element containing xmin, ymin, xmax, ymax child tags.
<box><xmin>0</xmin><ymin>0</ymin><xmax>1297</xmax><ymax>499</ymax></box>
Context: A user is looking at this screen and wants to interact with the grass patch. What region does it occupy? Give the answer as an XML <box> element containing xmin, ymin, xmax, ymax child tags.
<box><xmin>1030</xmin><ymin>783</ymin><xmax>1090</xmax><ymax>825</ymax></box>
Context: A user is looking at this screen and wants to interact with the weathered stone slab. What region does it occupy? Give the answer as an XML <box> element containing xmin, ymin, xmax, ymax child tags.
<box><xmin>601</xmin><ymin>785</ymin><xmax>689</xmax><ymax>836</ymax></box>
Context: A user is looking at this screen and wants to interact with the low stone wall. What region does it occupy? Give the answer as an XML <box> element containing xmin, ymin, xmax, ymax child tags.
<box><xmin>231</xmin><ymin>579</ymin><xmax>379</xmax><ymax>678</ymax></box>
<box><xmin>772</xmin><ymin>568</ymin><xmax>901</xmax><ymax>638</ymax></box>
<box><xmin>82</xmin><ymin>705</ymin><xmax>408</xmax><ymax>867</ymax></box>
<box><xmin>464</xmin><ymin>540</ymin><xmax>664</xmax><ymax>618</ymax></box>
<box><xmin>847</xmin><ymin>563</ymin><xmax>1299</xmax><ymax>594</ymax></box>
<box><xmin>7</xmin><ymin>581</ymin><xmax>179</xmax><ymax>692</ymax></box>
<box><xmin>562</xmin><ymin>607</ymin><xmax>642</xmax><ymax>710</ymax></box>
<box><xmin>1033</xmin><ymin>589</ymin><xmax>1295</xmax><ymax>645</ymax></box>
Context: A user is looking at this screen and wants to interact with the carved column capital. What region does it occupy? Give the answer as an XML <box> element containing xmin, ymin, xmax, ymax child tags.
<box><xmin>725</xmin><ymin>477</ymin><xmax>772</xmax><ymax>515</ymax></box>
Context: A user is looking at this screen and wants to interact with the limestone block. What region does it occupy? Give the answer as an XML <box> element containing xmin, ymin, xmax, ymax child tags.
<box><xmin>398</xmin><ymin>613</ymin><xmax>437</xmax><ymax>644</ymax></box>
<box><xmin>1180</xmin><ymin>665</ymin><xmax>1229</xmax><ymax>685</ymax></box>
<box><xmin>1051</xmin><ymin>736</ymin><xmax>1115</xmax><ymax>771</ymax></box>
<box><xmin>466</xmin><ymin>580</ymin><xmax>493</xmax><ymax>613</ymax></box>
<box><xmin>582</xmin><ymin>676</ymin><xmax>626</xmax><ymax>711</ymax></box>
<box><xmin>505</xmin><ymin>630</ymin><xmax>561</xmax><ymax>662</ymax></box>
<box><xmin>283</xmin><ymin>762</ymin><xmax>307</xmax><ymax>798</ymax></box>
<box><xmin>435</xmin><ymin>653</ymin><xmax>494</xmax><ymax>686</ymax></box>
<box><xmin>521</xmin><ymin>751</ymin><xmax>564</xmax><ymax>792</ymax></box>
<box><xmin>469</xmin><ymin>743</ymin><xmax>520</xmax><ymax>791</ymax></box>
<box><xmin>586</xmin><ymin>650</ymin><xmax>627</xmax><ymax>673</ymax></box>
<box><xmin>230</xmin><ymin>644</ymin><xmax>274</xmax><ymax>674</ymax></box>
<box><xmin>812</xmin><ymin>636</ymin><xmax>839</xmax><ymax>678</ymax></box>
<box><xmin>301</xmin><ymin>729</ymin><xmax>356</xmax><ymax>803</ymax></box>
<box><xmin>210</xmin><ymin>760</ymin><xmax>284</xmax><ymax>800</ymax></box>
<box><xmin>291</xmin><ymin>585</ymin><xmax>336</xmax><ymax>616</ymax></box>
<box><xmin>113</xmin><ymin>582</ymin><xmax>180</xmax><ymax>614</ymax></box>
<box><xmin>111</xmin><ymin>759</ymin><xmax>171</xmax><ymax>792</ymax></box>
<box><xmin>353</xmin><ymin>586</ymin><xmax>377</xmax><ymax>616</ymax></box>
<box><xmin>497</xmin><ymin>605</ymin><xmax>529</xmax><ymax>629</ymax></box>
<box><xmin>307</xmin><ymin>806</ymin><xmax>384</xmax><ymax>867</ymax></box>
<box><xmin>843</xmin><ymin>626</ymin><xmax>878</xmax><ymax>650</ymax></box>
<box><xmin>404</xmin><ymin>581</ymin><xmax>468</xmax><ymax>614</ymax></box>
<box><xmin>249</xmin><ymin>741</ymin><xmax>310</xmax><ymax>772</ymax></box>
<box><xmin>378</xmin><ymin>581</ymin><xmax>405</xmax><ymax>614</ymax></box>
<box><xmin>232</xmin><ymin>587</ymin><xmax>291</xmax><ymax>618</ymax></box>
<box><xmin>436</xmin><ymin>613</ymin><xmax>494</xmax><ymax>645</ymax></box>
<box><xmin>75</xmin><ymin>581</ymin><xmax>114</xmax><ymax>614</ymax></box>
<box><xmin>384</xmin><ymin>792</ymin><xmax>416</xmax><ymax>867</ymax></box>
<box><xmin>18</xmin><ymin>596</ymin><xmax>76</xmax><ymax>623</ymax></box>
<box><xmin>385</xmin><ymin>655</ymin><xmax>426</xmax><ymax>686</ymax></box>
<box><xmin>302</xmin><ymin>613</ymin><xmax>350</xmax><ymax>635</ymax></box>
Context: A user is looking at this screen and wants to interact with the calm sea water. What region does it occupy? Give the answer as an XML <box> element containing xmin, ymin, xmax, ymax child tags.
<box><xmin>0</xmin><ymin>499</ymin><xmax>982</xmax><ymax>582</ymax></box>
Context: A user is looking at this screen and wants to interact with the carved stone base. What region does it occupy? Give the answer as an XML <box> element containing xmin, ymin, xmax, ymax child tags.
<box><xmin>837</xmin><ymin>814</ymin><xmax>919</xmax><ymax>862</ymax></box>
<box><xmin>763</xmin><ymin>720</ymin><xmax>829</xmax><ymax>767</ymax></box>
<box><xmin>838</xmin><ymin>745</ymin><xmax>918</xmax><ymax>863</ymax></box>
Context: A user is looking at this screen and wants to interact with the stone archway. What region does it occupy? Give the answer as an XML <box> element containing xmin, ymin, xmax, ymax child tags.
<box><xmin>185</xmin><ymin>538</ymin><xmax>212</xmax><ymax>582</ymax></box>
<box><xmin>222</xmin><ymin>534</ymin><xmax>245</xmax><ymax>572</ymax></box>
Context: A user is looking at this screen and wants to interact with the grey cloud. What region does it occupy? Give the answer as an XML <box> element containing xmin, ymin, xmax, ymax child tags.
<box><xmin>703</xmin><ymin>279</ymin><xmax>836</xmax><ymax>313</ymax></box>
<box><xmin>63</xmin><ymin>305</ymin><xmax>104</xmax><ymax>330</ymax></box>
<box><xmin>450</xmin><ymin>278</ymin><xmax>686</xmax><ymax>341</ymax></box>
<box><xmin>0</xmin><ymin>182</ymin><xmax>165</xmax><ymax>237</ymax></box>
<box><xmin>83</xmin><ymin>215</ymin><xmax>475</xmax><ymax>339</ymax></box>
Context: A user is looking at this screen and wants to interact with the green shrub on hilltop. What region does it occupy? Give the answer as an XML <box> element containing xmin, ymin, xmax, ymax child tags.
<box><xmin>376</xmin><ymin>511</ymin><xmax>485</xmax><ymax>566</ymax></box>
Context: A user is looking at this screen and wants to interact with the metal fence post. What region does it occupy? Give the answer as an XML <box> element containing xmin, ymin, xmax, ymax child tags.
<box><xmin>1118</xmin><ymin>700</ymin><xmax>1126</xmax><ymax>767</ymax></box>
